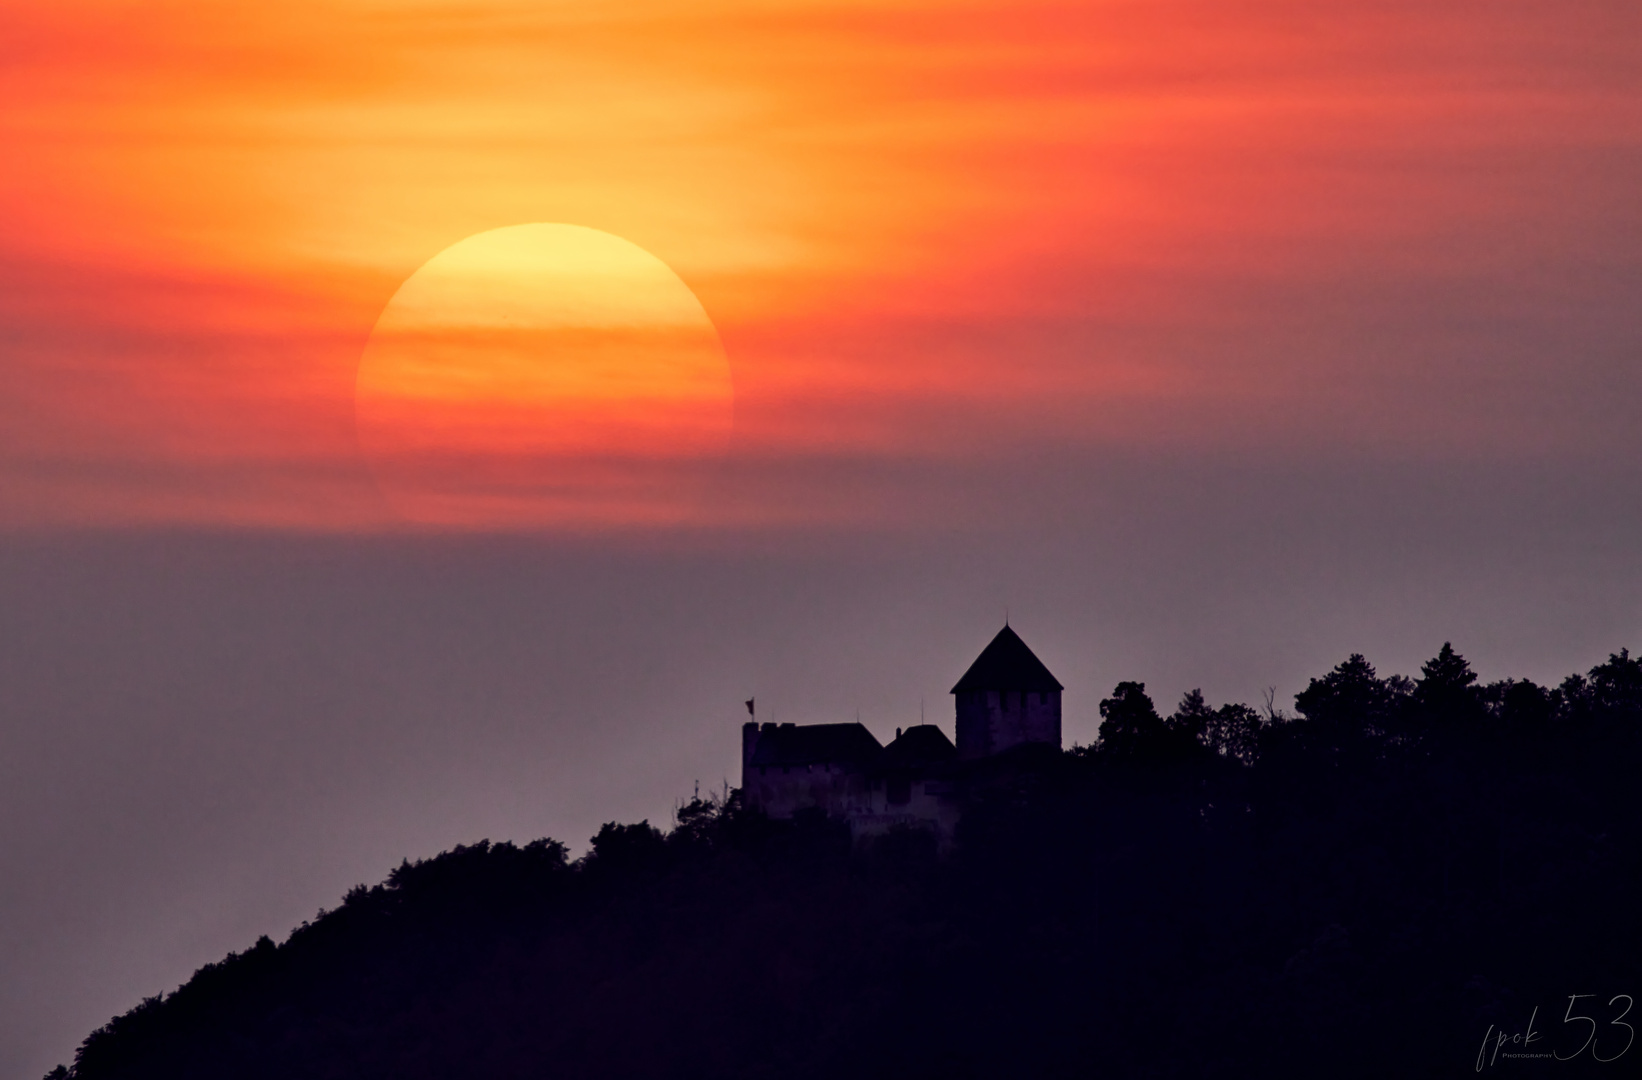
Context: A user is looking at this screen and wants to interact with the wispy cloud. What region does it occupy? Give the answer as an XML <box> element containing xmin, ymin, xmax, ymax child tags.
<box><xmin>2</xmin><ymin>0</ymin><xmax>1638</xmax><ymax>528</ymax></box>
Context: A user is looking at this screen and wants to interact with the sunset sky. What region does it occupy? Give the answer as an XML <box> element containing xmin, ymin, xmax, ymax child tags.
<box><xmin>3</xmin><ymin>0</ymin><xmax>1640</xmax><ymax>1073</ymax></box>
<box><xmin>6</xmin><ymin>0</ymin><xmax>1636</xmax><ymax>528</ymax></box>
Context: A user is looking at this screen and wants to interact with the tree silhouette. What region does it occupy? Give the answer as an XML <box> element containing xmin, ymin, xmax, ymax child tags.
<box><xmin>1169</xmin><ymin>687</ymin><xmax>1213</xmax><ymax>744</ymax></box>
<box><xmin>1493</xmin><ymin>678</ymin><xmax>1553</xmax><ymax>732</ymax></box>
<box><xmin>1294</xmin><ymin>652</ymin><xmax>1398</xmax><ymax>728</ymax></box>
<box><xmin>1176</xmin><ymin>690</ymin><xmax>1264</xmax><ymax>765</ymax></box>
<box><xmin>1097</xmin><ymin>681</ymin><xmax>1199</xmax><ymax>763</ymax></box>
<box><xmin>1588</xmin><ymin>647</ymin><xmax>1642</xmax><ymax>714</ymax></box>
<box><xmin>1413</xmin><ymin>642</ymin><xmax>1483</xmax><ymax>731</ymax></box>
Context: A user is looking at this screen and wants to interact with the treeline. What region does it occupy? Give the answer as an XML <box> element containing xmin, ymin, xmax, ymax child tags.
<box><xmin>50</xmin><ymin>646</ymin><xmax>1642</xmax><ymax>1079</ymax></box>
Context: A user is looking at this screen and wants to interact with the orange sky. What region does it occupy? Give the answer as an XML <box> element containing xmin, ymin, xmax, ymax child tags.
<box><xmin>3</xmin><ymin>0</ymin><xmax>1639</xmax><ymax>529</ymax></box>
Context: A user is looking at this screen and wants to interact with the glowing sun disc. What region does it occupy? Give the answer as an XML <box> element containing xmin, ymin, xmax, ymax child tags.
<box><xmin>356</xmin><ymin>224</ymin><xmax>734</xmax><ymax>527</ymax></box>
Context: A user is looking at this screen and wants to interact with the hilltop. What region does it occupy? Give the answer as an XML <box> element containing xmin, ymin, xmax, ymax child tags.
<box><xmin>47</xmin><ymin>647</ymin><xmax>1642</xmax><ymax>1079</ymax></box>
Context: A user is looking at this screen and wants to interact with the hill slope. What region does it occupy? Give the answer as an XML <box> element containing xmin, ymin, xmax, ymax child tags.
<box><xmin>50</xmin><ymin>648</ymin><xmax>1642</xmax><ymax>1079</ymax></box>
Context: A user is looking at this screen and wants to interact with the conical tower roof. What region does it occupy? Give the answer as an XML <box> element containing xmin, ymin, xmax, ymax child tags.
<box><xmin>950</xmin><ymin>624</ymin><xmax>1063</xmax><ymax>694</ymax></box>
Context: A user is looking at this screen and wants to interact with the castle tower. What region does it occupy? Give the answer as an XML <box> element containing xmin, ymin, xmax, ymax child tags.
<box><xmin>951</xmin><ymin>624</ymin><xmax>1063</xmax><ymax>759</ymax></box>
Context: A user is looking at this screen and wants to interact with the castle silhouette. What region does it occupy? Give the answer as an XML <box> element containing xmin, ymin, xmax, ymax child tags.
<box><xmin>740</xmin><ymin>624</ymin><xmax>1063</xmax><ymax>844</ymax></box>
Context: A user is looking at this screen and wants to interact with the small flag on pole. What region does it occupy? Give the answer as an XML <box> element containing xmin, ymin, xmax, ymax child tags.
<box><xmin>745</xmin><ymin>698</ymin><xmax>755</xmax><ymax>717</ymax></box>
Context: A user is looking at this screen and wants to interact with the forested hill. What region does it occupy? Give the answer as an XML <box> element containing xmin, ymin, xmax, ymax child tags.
<box><xmin>49</xmin><ymin>647</ymin><xmax>1642</xmax><ymax>1079</ymax></box>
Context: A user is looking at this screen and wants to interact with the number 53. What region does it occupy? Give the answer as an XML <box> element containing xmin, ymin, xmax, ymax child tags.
<box><xmin>1555</xmin><ymin>994</ymin><xmax>1633</xmax><ymax>1063</ymax></box>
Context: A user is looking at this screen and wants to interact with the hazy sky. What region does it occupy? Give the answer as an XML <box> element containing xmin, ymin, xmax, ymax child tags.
<box><xmin>2</xmin><ymin>0</ymin><xmax>1640</xmax><ymax>1075</ymax></box>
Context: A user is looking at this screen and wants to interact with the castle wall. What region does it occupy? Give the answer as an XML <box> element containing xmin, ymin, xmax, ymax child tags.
<box><xmin>742</xmin><ymin>760</ymin><xmax>960</xmax><ymax>848</ymax></box>
<box><xmin>744</xmin><ymin>761</ymin><xmax>876</xmax><ymax>821</ymax></box>
<box><xmin>849</xmin><ymin>777</ymin><xmax>962</xmax><ymax>849</ymax></box>
<box><xmin>955</xmin><ymin>690</ymin><xmax>1061</xmax><ymax>759</ymax></box>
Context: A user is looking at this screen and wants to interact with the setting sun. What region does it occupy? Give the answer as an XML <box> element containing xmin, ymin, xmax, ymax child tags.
<box><xmin>355</xmin><ymin>224</ymin><xmax>734</xmax><ymax>527</ymax></box>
